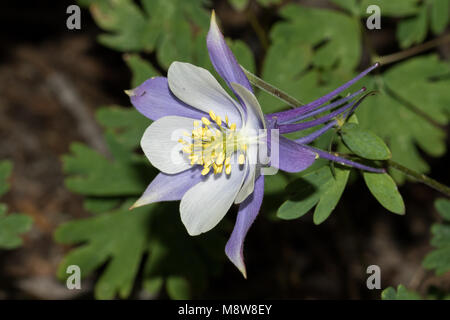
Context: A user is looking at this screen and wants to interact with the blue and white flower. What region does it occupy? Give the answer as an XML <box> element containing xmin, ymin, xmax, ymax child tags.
<box><xmin>128</xmin><ymin>12</ymin><xmax>382</xmax><ymax>277</ymax></box>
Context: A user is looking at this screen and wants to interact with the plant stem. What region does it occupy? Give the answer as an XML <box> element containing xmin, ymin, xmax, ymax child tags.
<box><xmin>241</xmin><ymin>65</ymin><xmax>304</xmax><ymax>108</ymax></box>
<box><xmin>387</xmin><ymin>160</ymin><xmax>450</xmax><ymax>197</ymax></box>
<box><xmin>335</xmin><ymin>152</ymin><xmax>450</xmax><ymax>197</ymax></box>
<box><xmin>376</xmin><ymin>33</ymin><xmax>450</xmax><ymax>66</ymax></box>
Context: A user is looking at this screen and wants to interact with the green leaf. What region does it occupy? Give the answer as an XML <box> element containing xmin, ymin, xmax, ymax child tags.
<box><xmin>157</xmin><ymin>18</ymin><xmax>195</xmax><ymax>69</ymax></box>
<box><xmin>229</xmin><ymin>0</ymin><xmax>249</xmax><ymax>11</ymax></box>
<box><xmin>340</xmin><ymin>123</ymin><xmax>391</xmax><ymax>160</ymax></box>
<box><xmin>0</xmin><ymin>160</ymin><xmax>13</xmax><ymax>196</ymax></box>
<box><xmin>357</xmin><ymin>55</ymin><xmax>449</xmax><ymax>183</ymax></box>
<box><xmin>359</xmin><ymin>0</ymin><xmax>421</xmax><ymax>17</ymax></box>
<box><xmin>383</xmin><ymin>55</ymin><xmax>450</xmax><ymax>127</ymax></box>
<box><xmin>256</xmin><ymin>0</ymin><xmax>282</xmax><ymax>6</ymax></box>
<box><xmin>83</xmin><ymin>197</ymin><xmax>122</xmax><ymax>214</ymax></box>
<box><xmin>313</xmin><ymin>167</ymin><xmax>350</xmax><ymax>225</ymax></box>
<box><xmin>166</xmin><ymin>276</ymin><xmax>191</xmax><ymax>300</ymax></box>
<box><xmin>275</xmin><ymin>5</ymin><xmax>361</xmax><ymax>70</ymax></box>
<box><xmin>0</xmin><ymin>206</ymin><xmax>33</xmax><ymax>250</ymax></box>
<box><xmin>395</xmin><ymin>0</ymin><xmax>449</xmax><ymax>48</ymax></box>
<box><xmin>382</xmin><ymin>285</ymin><xmax>421</xmax><ymax>300</ymax></box>
<box><xmin>423</xmin><ymin>198</ymin><xmax>450</xmax><ymax>275</ymax></box>
<box><xmin>96</xmin><ymin>106</ymin><xmax>151</xmax><ymax>151</ymax></box>
<box><xmin>124</xmin><ymin>54</ymin><xmax>158</xmax><ymax>88</ymax></box>
<box><xmin>363</xmin><ymin>172</ymin><xmax>405</xmax><ymax>215</ymax></box>
<box><xmin>0</xmin><ymin>161</ymin><xmax>33</xmax><ymax>249</ymax></box>
<box><xmin>143</xmin><ymin>277</ymin><xmax>163</xmax><ymax>295</ymax></box>
<box><xmin>258</xmin><ymin>4</ymin><xmax>360</xmax><ymax>113</ymax></box>
<box><xmin>330</xmin><ymin>0</ymin><xmax>359</xmax><ymax>15</ymax></box>
<box><xmin>59</xmin><ymin>183</ymin><xmax>224</xmax><ymax>301</ymax></box>
<box><xmin>229</xmin><ymin>40</ymin><xmax>256</xmax><ymax>74</ymax></box>
<box><xmin>423</xmin><ymin>246</ymin><xmax>450</xmax><ymax>275</ymax></box>
<box><xmin>430</xmin><ymin>0</ymin><xmax>450</xmax><ymax>34</ymax></box>
<box><xmin>62</xmin><ymin>140</ymin><xmax>153</xmax><ymax>197</ymax></box>
<box><xmin>264</xmin><ymin>173</ymin><xmax>290</xmax><ymax>195</ymax></box>
<box><xmin>89</xmin><ymin>0</ymin><xmax>156</xmax><ymax>51</ymax></box>
<box><xmin>277</xmin><ymin>167</ymin><xmax>334</xmax><ymax>220</ymax></box>
<box><xmin>344</xmin><ymin>0</ymin><xmax>447</xmax><ymax>47</ymax></box>
<box><xmin>55</xmin><ymin>201</ymin><xmax>156</xmax><ymax>299</ymax></box>
<box><xmin>429</xmin><ymin>224</ymin><xmax>450</xmax><ymax>249</ymax></box>
<box><xmin>192</xmin><ymin>33</ymin><xmax>211</xmax><ymax>69</ymax></box>
<box><xmin>142</xmin><ymin>0</ymin><xmax>210</xmax><ymax>69</ymax></box>
<box><xmin>435</xmin><ymin>198</ymin><xmax>450</xmax><ymax>221</ymax></box>
<box><xmin>83</xmin><ymin>0</ymin><xmax>211</xmax><ymax>69</ymax></box>
<box><xmin>259</xmin><ymin>41</ymin><xmax>312</xmax><ymax>113</ymax></box>
<box><xmin>396</xmin><ymin>6</ymin><xmax>428</xmax><ymax>49</ymax></box>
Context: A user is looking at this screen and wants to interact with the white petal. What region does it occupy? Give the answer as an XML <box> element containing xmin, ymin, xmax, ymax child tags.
<box><xmin>180</xmin><ymin>162</ymin><xmax>247</xmax><ymax>235</ymax></box>
<box><xmin>229</xmin><ymin>82</ymin><xmax>265</xmax><ymax>204</ymax></box>
<box><xmin>141</xmin><ymin>116</ymin><xmax>194</xmax><ymax>174</ymax></box>
<box><xmin>168</xmin><ymin>62</ymin><xmax>244</xmax><ymax>127</ymax></box>
<box><xmin>234</xmin><ymin>164</ymin><xmax>255</xmax><ymax>204</ymax></box>
<box><xmin>234</xmin><ymin>145</ymin><xmax>257</xmax><ymax>204</ymax></box>
<box><xmin>230</xmin><ymin>82</ymin><xmax>266</xmax><ymax>130</ymax></box>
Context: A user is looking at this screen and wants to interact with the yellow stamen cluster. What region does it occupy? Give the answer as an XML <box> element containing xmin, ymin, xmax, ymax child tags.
<box><xmin>178</xmin><ymin>110</ymin><xmax>248</xmax><ymax>176</ymax></box>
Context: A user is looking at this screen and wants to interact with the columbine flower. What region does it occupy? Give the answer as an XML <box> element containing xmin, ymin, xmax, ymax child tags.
<box><xmin>128</xmin><ymin>11</ymin><xmax>382</xmax><ymax>278</ymax></box>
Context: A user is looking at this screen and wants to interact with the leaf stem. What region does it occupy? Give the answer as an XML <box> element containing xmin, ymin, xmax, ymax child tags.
<box><xmin>241</xmin><ymin>65</ymin><xmax>304</xmax><ymax>108</ymax></box>
<box><xmin>387</xmin><ymin>160</ymin><xmax>450</xmax><ymax>197</ymax></box>
<box><xmin>335</xmin><ymin>152</ymin><xmax>450</xmax><ymax>197</ymax></box>
<box><xmin>375</xmin><ymin>33</ymin><xmax>450</xmax><ymax>66</ymax></box>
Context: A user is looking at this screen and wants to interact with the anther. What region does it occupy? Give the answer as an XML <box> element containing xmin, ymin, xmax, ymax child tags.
<box><xmin>183</xmin><ymin>114</ymin><xmax>250</xmax><ymax>176</ymax></box>
<box><xmin>182</xmin><ymin>145</ymin><xmax>193</xmax><ymax>153</ymax></box>
<box><xmin>201</xmin><ymin>167</ymin><xmax>210</xmax><ymax>176</ymax></box>
<box><xmin>209</xmin><ymin>110</ymin><xmax>217</xmax><ymax>121</ymax></box>
<box><xmin>201</xmin><ymin>117</ymin><xmax>211</xmax><ymax>126</ymax></box>
<box><xmin>216</xmin><ymin>152</ymin><xmax>225</xmax><ymax>165</ymax></box>
<box><xmin>238</xmin><ymin>153</ymin><xmax>245</xmax><ymax>165</ymax></box>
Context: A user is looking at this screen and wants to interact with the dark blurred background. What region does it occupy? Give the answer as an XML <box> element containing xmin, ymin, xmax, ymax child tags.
<box><xmin>0</xmin><ymin>0</ymin><xmax>449</xmax><ymax>299</ymax></box>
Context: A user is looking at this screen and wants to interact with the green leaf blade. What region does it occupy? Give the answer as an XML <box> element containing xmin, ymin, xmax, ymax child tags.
<box><xmin>341</xmin><ymin>123</ymin><xmax>391</xmax><ymax>160</ymax></box>
<box><xmin>423</xmin><ymin>198</ymin><xmax>450</xmax><ymax>276</ymax></box>
<box><xmin>55</xmin><ymin>202</ymin><xmax>155</xmax><ymax>299</ymax></box>
<box><xmin>363</xmin><ymin>172</ymin><xmax>405</xmax><ymax>215</ymax></box>
<box><xmin>313</xmin><ymin>167</ymin><xmax>350</xmax><ymax>225</ymax></box>
<box><xmin>382</xmin><ymin>285</ymin><xmax>421</xmax><ymax>300</ymax></box>
<box><xmin>0</xmin><ymin>160</ymin><xmax>33</xmax><ymax>249</ymax></box>
<box><xmin>0</xmin><ymin>160</ymin><xmax>13</xmax><ymax>196</ymax></box>
<box><xmin>430</xmin><ymin>0</ymin><xmax>450</xmax><ymax>34</ymax></box>
<box><xmin>435</xmin><ymin>198</ymin><xmax>450</xmax><ymax>221</ymax></box>
<box><xmin>277</xmin><ymin>167</ymin><xmax>333</xmax><ymax>220</ymax></box>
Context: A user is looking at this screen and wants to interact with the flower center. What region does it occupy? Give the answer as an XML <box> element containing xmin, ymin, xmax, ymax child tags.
<box><xmin>179</xmin><ymin>110</ymin><xmax>249</xmax><ymax>176</ymax></box>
